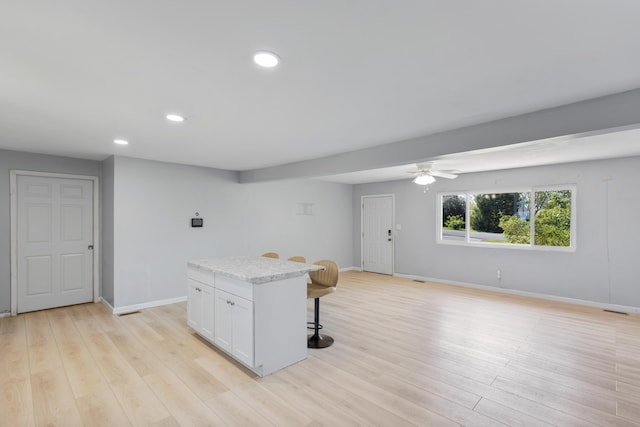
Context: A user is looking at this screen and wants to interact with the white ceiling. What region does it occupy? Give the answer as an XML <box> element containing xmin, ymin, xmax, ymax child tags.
<box><xmin>2</xmin><ymin>1</ymin><xmax>640</xmax><ymax>177</ymax></box>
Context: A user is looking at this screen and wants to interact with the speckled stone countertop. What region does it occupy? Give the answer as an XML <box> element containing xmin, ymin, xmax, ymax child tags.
<box><xmin>188</xmin><ymin>256</ymin><xmax>322</xmax><ymax>284</ymax></box>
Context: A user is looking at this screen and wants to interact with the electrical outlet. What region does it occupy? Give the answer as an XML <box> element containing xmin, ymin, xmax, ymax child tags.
<box><xmin>496</xmin><ymin>269</ymin><xmax>502</xmax><ymax>280</ymax></box>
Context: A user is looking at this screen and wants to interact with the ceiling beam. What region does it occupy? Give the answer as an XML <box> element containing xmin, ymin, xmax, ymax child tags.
<box><xmin>239</xmin><ymin>88</ymin><xmax>640</xmax><ymax>183</ymax></box>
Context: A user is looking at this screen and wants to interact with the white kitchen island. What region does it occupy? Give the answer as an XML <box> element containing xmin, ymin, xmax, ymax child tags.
<box><xmin>187</xmin><ymin>256</ymin><xmax>318</xmax><ymax>377</ymax></box>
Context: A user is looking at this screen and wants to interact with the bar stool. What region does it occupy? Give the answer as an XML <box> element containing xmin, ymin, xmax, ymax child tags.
<box><xmin>307</xmin><ymin>260</ymin><xmax>338</xmax><ymax>348</ymax></box>
<box><xmin>261</xmin><ymin>252</ymin><xmax>279</xmax><ymax>259</ymax></box>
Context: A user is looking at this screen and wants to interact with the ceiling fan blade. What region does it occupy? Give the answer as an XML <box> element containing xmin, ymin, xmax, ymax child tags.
<box><xmin>430</xmin><ymin>170</ymin><xmax>458</xmax><ymax>179</ymax></box>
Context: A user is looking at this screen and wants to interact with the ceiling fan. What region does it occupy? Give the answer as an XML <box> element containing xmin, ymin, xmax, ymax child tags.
<box><xmin>409</xmin><ymin>162</ymin><xmax>459</xmax><ymax>189</ymax></box>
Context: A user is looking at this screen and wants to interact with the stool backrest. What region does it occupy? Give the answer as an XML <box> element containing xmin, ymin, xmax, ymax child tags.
<box><xmin>309</xmin><ymin>260</ymin><xmax>339</xmax><ymax>288</ymax></box>
<box><xmin>288</xmin><ymin>256</ymin><xmax>306</xmax><ymax>263</ymax></box>
<box><xmin>261</xmin><ymin>252</ymin><xmax>279</xmax><ymax>259</ymax></box>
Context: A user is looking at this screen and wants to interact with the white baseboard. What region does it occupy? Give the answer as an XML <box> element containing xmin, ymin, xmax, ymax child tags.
<box><xmin>393</xmin><ymin>272</ymin><xmax>640</xmax><ymax>314</ymax></box>
<box><xmin>99</xmin><ymin>297</ymin><xmax>114</xmax><ymax>313</ymax></box>
<box><xmin>101</xmin><ymin>296</ymin><xmax>187</xmax><ymax>315</ymax></box>
<box><xmin>339</xmin><ymin>266</ymin><xmax>361</xmax><ymax>272</ymax></box>
<box><xmin>0</xmin><ymin>312</ymin><xmax>11</xmax><ymax>318</ymax></box>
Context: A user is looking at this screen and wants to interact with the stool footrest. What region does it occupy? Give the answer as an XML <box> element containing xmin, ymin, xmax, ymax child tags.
<box><xmin>307</xmin><ymin>321</ymin><xmax>323</xmax><ymax>331</ymax></box>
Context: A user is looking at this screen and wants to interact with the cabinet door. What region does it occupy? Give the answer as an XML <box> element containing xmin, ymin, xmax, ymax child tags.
<box><xmin>214</xmin><ymin>289</ymin><xmax>233</xmax><ymax>353</ymax></box>
<box><xmin>200</xmin><ymin>284</ymin><xmax>215</xmax><ymax>341</ymax></box>
<box><xmin>187</xmin><ymin>279</ymin><xmax>202</xmax><ymax>330</ymax></box>
<box><xmin>231</xmin><ymin>295</ymin><xmax>254</xmax><ymax>366</ymax></box>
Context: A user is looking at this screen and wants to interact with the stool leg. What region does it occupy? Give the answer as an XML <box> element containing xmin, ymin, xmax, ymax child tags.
<box><xmin>307</xmin><ymin>297</ymin><xmax>334</xmax><ymax>349</ymax></box>
<box><xmin>314</xmin><ymin>298</ymin><xmax>320</xmax><ymax>336</ymax></box>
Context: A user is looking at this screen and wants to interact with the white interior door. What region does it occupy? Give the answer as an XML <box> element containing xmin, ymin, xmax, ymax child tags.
<box><xmin>17</xmin><ymin>175</ymin><xmax>94</xmax><ymax>313</ymax></box>
<box><xmin>362</xmin><ymin>195</ymin><xmax>394</xmax><ymax>275</ymax></box>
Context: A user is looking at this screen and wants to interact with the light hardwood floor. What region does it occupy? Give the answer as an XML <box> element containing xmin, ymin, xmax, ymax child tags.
<box><xmin>2</xmin><ymin>271</ymin><xmax>640</xmax><ymax>426</ymax></box>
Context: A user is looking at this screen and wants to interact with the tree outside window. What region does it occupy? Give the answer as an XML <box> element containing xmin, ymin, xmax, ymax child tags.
<box><xmin>441</xmin><ymin>194</ymin><xmax>466</xmax><ymax>241</ymax></box>
<box><xmin>533</xmin><ymin>190</ymin><xmax>571</xmax><ymax>247</ymax></box>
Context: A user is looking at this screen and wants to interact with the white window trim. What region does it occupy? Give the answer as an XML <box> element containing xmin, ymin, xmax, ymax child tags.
<box><xmin>437</xmin><ymin>184</ymin><xmax>576</xmax><ymax>252</ymax></box>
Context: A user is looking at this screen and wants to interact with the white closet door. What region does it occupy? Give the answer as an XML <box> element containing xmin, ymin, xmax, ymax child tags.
<box><xmin>17</xmin><ymin>175</ymin><xmax>94</xmax><ymax>313</ymax></box>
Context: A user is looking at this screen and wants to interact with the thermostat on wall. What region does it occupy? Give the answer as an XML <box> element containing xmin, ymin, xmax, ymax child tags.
<box><xmin>191</xmin><ymin>218</ymin><xmax>203</xmax><ymax>227</ymax></box>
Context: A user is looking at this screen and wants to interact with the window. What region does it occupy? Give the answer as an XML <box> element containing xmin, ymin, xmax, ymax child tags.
<box><xmin>441</xmin><ymin>194</ymin><xmax>466</xmax><ymax>242</ymax></box>
<box><xmin>533</xmin><ymin>189</ymin><xmax>572</xmax><ymax>247</ymax></box>
<box><xmin>438</xmin><ymin>186</ymin><xmax>575</xmax><ymax>250</ymax></box>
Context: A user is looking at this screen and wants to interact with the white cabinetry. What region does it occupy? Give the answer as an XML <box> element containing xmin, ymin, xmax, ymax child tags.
<box><xmin>187</xmin><ymin>261</ymin><xmax>308</xmax><ymax>377</ymax></box>
<box><xmin>187</xmin><ymin>278</ymin><xmax>214</xmax><ymax>341</ymax></box>
<box><xmin>214</xmin><ymin>288</ymin><xmax>253</xmax><ymax>367</ymax></box>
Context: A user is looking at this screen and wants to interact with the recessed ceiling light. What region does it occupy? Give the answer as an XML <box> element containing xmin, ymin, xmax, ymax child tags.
<box><xmin>253</xmin><ymin>51</ymin><xmax>280</xmax><ymax>68</ymax></box>
<box><xmin>113</xmin><ymin>139</ymin><xmax>129</xmax><ymax>145</ymax></box>
<box><xmin>166</xmin><ymin>114</ymin><xmax>185</xmax><ymax>122</ymax></box>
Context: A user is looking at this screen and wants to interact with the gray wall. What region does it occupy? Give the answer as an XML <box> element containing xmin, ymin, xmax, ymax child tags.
<box><xmin>353</xmin><ymin>156</ymin><xmax>640</xmax><ymax>309</ymax></box>
<box><xmin>111</xmin><ymin>156</ymin><xmax>244</xmax><ymax>308</ymax></box>
<box><xmin>1</xmin><ymin>151</ymin><xmax>352</xmax><ymax>313</ymax></box>
<box><xmin>110</xmin><ymin>156</ymin><xmax>352</xmax><ymax>309</ymax></box>
<box><xmin>101</xmin><ymin>156</ymin><xmax>115</xmax><ymax>306</ymax></box>
<box><xmin>243</xmin><ymin>180</ymin><xmax>353</xmax><ymax>265</ymax></box>
<box><xmin>11</xmin><ymin>146</ymin><xmax>637</xmax><ymax>312</ymax></box>
<box><xmin>0</xmin><ymin>149</ymin><xmax>102</xmax><ymax>314</ymax></box>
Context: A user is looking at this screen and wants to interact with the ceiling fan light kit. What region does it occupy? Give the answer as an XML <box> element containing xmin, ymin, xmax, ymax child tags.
<box><xmin>413</xmin><ymin>173</ymin><xmax>436</xmax><ymax>186</ymax></box>
<box><xmin>410</xmin><ymin>162</ymin><xmax>459</xmax><ymax>192</ymax></box>
<box><xmin>413</xmin><ymin>173</ymin><xmax>435</xmax><ymax>193</ymax></box>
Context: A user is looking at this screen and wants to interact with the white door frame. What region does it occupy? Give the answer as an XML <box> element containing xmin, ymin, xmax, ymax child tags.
<box><xmin>10</xmin><ymin>170</ymin><xmax>100</xmax><ymax>316</ymax></box>
<box><xmin>361</xmin><ymin>194</ymin><xmax>395</xmax><ymax>274</ymax></box>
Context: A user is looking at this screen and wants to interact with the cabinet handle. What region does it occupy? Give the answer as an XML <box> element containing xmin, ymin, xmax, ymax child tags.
<box><xmin>230</xmin><ymin>301</ymin><xmax>235</xmax><ymax>306</ymax></box>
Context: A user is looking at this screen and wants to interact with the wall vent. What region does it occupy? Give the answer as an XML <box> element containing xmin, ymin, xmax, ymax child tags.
<box><xmin>117</xmin><ymin>310</ymin><xmax>141</xmax><ymax>316</ymax></box>
<box><xmin>603</xmin><ymin>309</ymin><xmax>628</xmax><ymax>315</ymax></box>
